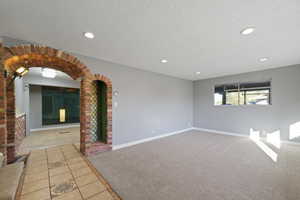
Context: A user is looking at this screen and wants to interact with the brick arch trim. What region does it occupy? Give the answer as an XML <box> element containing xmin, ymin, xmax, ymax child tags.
<box><xmin>0</xmin><ymin>44</ymin><xmax>96</xmax><ymax>162</ymax></box>
<box><xmin>85</xmin><ymin>74</ymin><xmax>113</xmax><ymax>155</ymax></box>
<box><xmin>94</xmin><ymin>74</ymin><xmax>112</xmax><ymax>146</ymax></box>
<box><xmin>2</xmin><ymin>45</ymin><xmax>93</xmax><ymax>80</ymax></box>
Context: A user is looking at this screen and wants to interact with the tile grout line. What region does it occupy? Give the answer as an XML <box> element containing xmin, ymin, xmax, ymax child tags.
<box><xmin>66</xmin><ymin>145</ymin><xmax>107</xmax><ymax>199</ymax></box>
<box><xmin>46</xmin><ymin>149</ymin><xmax>52</xmax><ymax>200</ymax></box>
<box><xmin>18</xmin><ymin>145</ymin><xmax>120</xmax><ymax>200</ymax></box>
<box><xmin>83</xmin><ymin>157</ymin><xmax>121</xmax><ymax>199</ymax></box>
<box><xmin>79</xmin><ymin>149</ymin><xmax>122</xmax><ymax>200</ymax></box>
<box><xmin>20</xmin><ymin>151</ymin><xmax>50</xmax><ymax>199</ymax></box>
<box><xmin>60</xmin><ymin>145</ymin><xmax>86</xmax><ymax>200</ymax></box>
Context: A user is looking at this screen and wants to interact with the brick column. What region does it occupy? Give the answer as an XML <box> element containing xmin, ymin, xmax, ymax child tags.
<box><xmin>80</xmin><ymin>78</ymin><xmax>92</xmax><ymax>155</ymax></box>
<box><xmin>0</xmin><ymin>43</ymin><xmax>7</xmax><ymax>164</ymax></box>
<box><xmin>6</xmin><ymin>80</ymin><xmax>15</xmax><ymax>163</ymax></box>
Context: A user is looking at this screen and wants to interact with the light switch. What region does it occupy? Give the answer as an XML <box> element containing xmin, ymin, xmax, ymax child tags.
<box><xmin>114</xmin><ymin>102</ymin><xmax>118</xmax><ymax>107</ymax></box>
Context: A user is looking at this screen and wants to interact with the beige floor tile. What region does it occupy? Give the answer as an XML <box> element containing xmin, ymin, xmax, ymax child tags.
<box><xmin>24</xmin><ymin>171</ymin><xmax>49</xmax><ymax>183</ymax></box>
<box><xmin>75</xmin><ymin>173</ymin><xmax>98</xmax><ymax>187</ymax></box>
<box><xmin>67</xmin><ymin>157</ymin><xmax>84</xmax><ymax>165</ymax></box>
<box><xmin>63</xmin><ymin>152</ymin><xmax>78</xmax><ymax>157</ymax></box>
<box><xmin>88</xmin><ymin>191</ymin><xmax>114</xmax><ymax>200</ymax></box>
<box><xmin>64</xmin><ymin>153</ymin><xmax>81</xmax><ymax>160</ymax></box>
<box><xmin>50</xmin><ymin>180</ymin><xmax>77</xmax><ymax>199</ymax></box>
<box><xmin>29</xmin><ymin>154</ymin><xmax>47</xmax><ymax>160</ymax></box>
<box><xmin>48</xmin><ymin>153</ymin><xmax>64</xmax><ymax>158</ymax></box>
<box><xmin>79</xmin><ymin>181</ymin><xmax>106</xmax><ymax>199</ymax></box>
<box><xmin>50</xmin><ymin>172</ymin><xmax>74</xmax><ymax>186</ymax></box>
<box><xmin>30</xmin><ymin>150</ymin><xmax>47</xmax><ymax>156</ymax></box>
<box><xmin>52</xmin><ymin>189</ymin><xmax>83</xmax><ymax>200</ymax></box>
<box><xmin>18</xmin><ymin>127</ymin><xmax>79</xmax><ymax>154</ymax></box>
<box><xmin>49</xmin><ymin>166</ymin><xmax>70</xmax><ymax>177</ymax></box>
<box><xmin>22</xmin><ymin>178</ymin><xmax>49</xmax><ymax>195</ymax></box>
<box><xmin>61</xmin><ymin>147</ymin><xmax>78</xmax><ymax>152</ymax></box>
<box><xmin>68</xmin><ymin>161</ymin><xmax>88</xmax><ymax>171</ymax></box>
<box><xmin>48</xmin><ymin>155</ymin><xmax>65</xmax><ymax>163</ymax></box>
<box><xmin>27</xmin><ymin>159</ymin><xmax>48</xmax><ymax>167</ymax></box>
<box><xmin>26</xmin><ymin>164</ymin><xmax>48</xmax><ymax>174</ymax></box>
<box><xmin>47</xmin><ymin>146</ymin><xmax>62</xmax><ymax>152</ymax></box>
<box><xmin>71</xmin><ymin>166</ymin><xmax>92</xmax><ymax>178</ymax></box>
<box><xmin>48</xmin><ymin>161</ymin><xmax>67</xmax><ymax>169</ymax></box>
<box><xmin>20</xmin><ymin>187</ymin><xmax>51</xmax><ymax>200</ymax></box>
<box><xmin>28</xmin><ymin>156</ymin><xmax>48</xmax><ymax>163</ymax></box>
<box><xmin>47</xmin><ymin>150</ymin><xmax>62</xmax><ymax>155</ymax></box>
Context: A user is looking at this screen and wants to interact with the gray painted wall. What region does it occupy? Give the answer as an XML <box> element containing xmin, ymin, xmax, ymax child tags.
<box><xmin>2</xmin><ymin>37</ymin><xmax>194</xmax><ymax>146</ymax></box>
<box><xmin>29</xmin><ymin>85</ymin><xmax>42</xmax><ymax>129</ymax></box>
<box><xmin>76</xmin><ymin>54</ymin><xmax>193</xmax><ymax>146</ymax></box>
<box><xmin>194</xmin><ymin>64</ymin><xmax>300</xmax><ymax>142</ymax></box>
<box><xmin>11</xmin><ymin>49</ymin><xmax>193</xmax><ymax>144</ymax></box>
<box><xmin>14</xmin><ymin>77</ymin><xmax>25</xmax><ymax>115</ymax></box>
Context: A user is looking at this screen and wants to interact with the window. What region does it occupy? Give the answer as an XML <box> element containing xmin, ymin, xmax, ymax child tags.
<box><xmin>214</xmin><ymin>81</ymin><xmax>271</xmax><ymax>106</ymax></box>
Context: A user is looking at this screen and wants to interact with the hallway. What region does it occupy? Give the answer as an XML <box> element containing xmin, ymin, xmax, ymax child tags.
<box><xmin>18</xmin><ymin>127</ymin><xmax>80</xmax><ymax>155</ymax></box>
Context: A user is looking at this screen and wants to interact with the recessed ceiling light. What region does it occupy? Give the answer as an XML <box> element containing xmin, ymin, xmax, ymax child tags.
<box><xmin>161</xmin><ymin>59</ymin><xmax>168</xmax><ymax>63</ymax></box>
<box><xmin>259</xmin><ymin>57</ymin><xmax>268</xmax><ymax>62</ymax></box>
<box><xmin>196</xmin><ymin>72</ymin><xmax>201</xmax><ymax>75</ymax></box>
<box><xmin>83</xmin><ymin>32</ymin><xmax>95</xmax><ymax>39</ymax></box>
<box><xmin>240</xmin><ymin>27</ymin><xmax>255</xmax><ymax>35</ymax></box>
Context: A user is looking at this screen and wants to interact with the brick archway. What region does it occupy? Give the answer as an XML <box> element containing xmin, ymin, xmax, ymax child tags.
<box><xmin>85</xmin><ymin>74</ymin><xmax>113</xmax><ymax>155</ymax></box>
<box><xmin>0</xmin><ymin>44</ymin><xmax>112</xmax><ymax>163</ymax></box>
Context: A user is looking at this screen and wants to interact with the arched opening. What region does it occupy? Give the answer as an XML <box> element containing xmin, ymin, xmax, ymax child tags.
<box><xmin>86</xmin><ymin>75</ymin><xmax>112</xmax><ymax>155</ymax></box>
<box><xmin>0</xmin><ymin>45</ymin><xmax>112</xmax><ymax>163</ymax></box>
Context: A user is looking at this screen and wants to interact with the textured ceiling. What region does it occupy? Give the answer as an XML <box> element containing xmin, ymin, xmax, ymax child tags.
<box><xmin>1</xmin><ymin>0</ymin><xmax>300</xmax><ymax>80</ymax></box>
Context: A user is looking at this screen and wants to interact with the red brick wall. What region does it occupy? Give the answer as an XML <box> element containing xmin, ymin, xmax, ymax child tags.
<box><xmin>6</xmin><ymin>81</ymin><xmax>15</xmax><ymax>163</ymax></box>
<box><xmin>0</xmin><ymin>44</ymin><xmax>113</xmax><ymax>163</ymax></box>
<box><xmin>15</xmin><ymin>114</ymin><xmax>26</xmax><ymax>154</ymax></box>
<box><xmin>0</xmin><ymin>43</ymin><xmax>7</xmax><ymax>164</ymax></box>
<box><xmin>85</xmin><ymin>74</ymin><xmax>113</xmax><ymax>155</ymax></box>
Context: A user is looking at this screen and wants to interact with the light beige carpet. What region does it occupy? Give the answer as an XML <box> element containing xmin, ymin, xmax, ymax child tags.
<box><xmin>18</xmin><ymin>127</ymin><xmax>80</xmax><ymax>155</ymax></box>
<box><xmin>89</xmin><ymin>130</ymin><xmax>300</xmax><ymax>200</ymax></box>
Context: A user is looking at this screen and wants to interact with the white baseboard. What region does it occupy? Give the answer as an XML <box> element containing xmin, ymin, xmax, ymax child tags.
<box><xmin>113</xmin><ymin>127</ymin><xmax>194</xmax><ymax>150</ymax></box>
<box><xmin>193</xmin><ymin>127</ymin><xmax>248</xmax><ymax>138</ymax></box>
<box><xmin>281</xmin><ymin>140</ymin><xmax>300</xmax><ymax>146</ymax></box>
<box><xmin>30</xmin><ymin>124</ymin><xmax>80</xmax><ymax>132</ymax></box>
<box><xmin>193</xmin><ymin>127</ymin><xmax>300</xmax><ymax>146</ymax></box>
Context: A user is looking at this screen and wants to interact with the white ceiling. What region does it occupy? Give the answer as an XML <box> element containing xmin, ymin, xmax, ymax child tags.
<box><xmin>1</xmin><ymin>0</ymin><xmax>300</xmax><ymax>80</ymax></box>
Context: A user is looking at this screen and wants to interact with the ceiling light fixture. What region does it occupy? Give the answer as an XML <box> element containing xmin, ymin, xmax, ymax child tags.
<box><xmin>196</xmin><ymin>72</ymin><xmax>201</xmax><ymax>75</ymax></box>
<box><xmin>161</xmin><ymin>59</ymin><xmax>168</xmax><ymax>63</ymax></box>
<box><xmin>259</xmin><ymin>57</ymin><xmax>269</xmax><ymax>62</ymax></box>
<box><xmin>83</xmin><ymin>32</ymin><xmax>95</xmax><ymax>39</ymax></box>
<box><xmin>240</xmin><ymin>27</ymin><xmax>255</xmax><ymax>35</ymax></box>
<box><xmin>16</xmin><ymin>66</ymin><xmax>29</xmax><ymax>76</ymax></box>
<box><xmin>42</xmin><ymin>68</ymin><xmax>57</xmax><ymax>78</ymax></box>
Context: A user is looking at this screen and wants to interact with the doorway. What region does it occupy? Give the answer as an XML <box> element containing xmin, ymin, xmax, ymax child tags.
<box><xmin>0</xmin><ymin>44</ymin><xmax>113</xmax><ymax>163</ymax></box>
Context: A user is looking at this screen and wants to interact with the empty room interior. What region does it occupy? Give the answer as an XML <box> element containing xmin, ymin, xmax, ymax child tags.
<box><xmin>0</xmin><ymin>1</ymin><xmax>300</xmax><ymax>200</ymax></box>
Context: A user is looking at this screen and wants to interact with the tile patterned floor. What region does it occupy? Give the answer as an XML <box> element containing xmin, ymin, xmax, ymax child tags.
<box><xmin>18</xmin><ymin>144</ymin><xmax>121</xmax><ymax>200</ymax></box>
<box><xmin>18</xmin><ymin>127</ymin><xmax>80</xmax><ymax>155</ymax></box>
